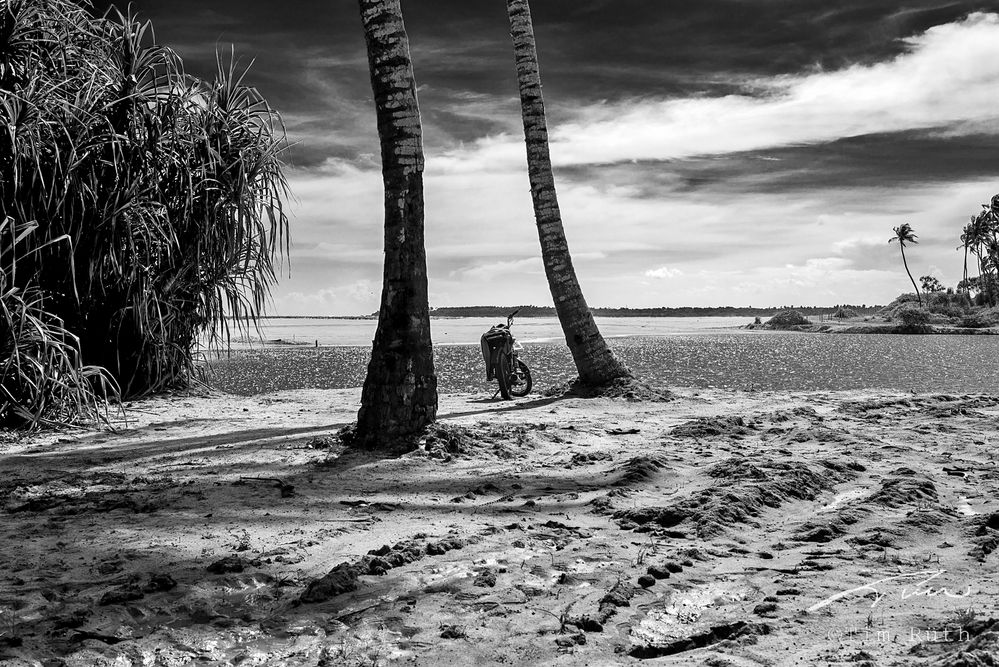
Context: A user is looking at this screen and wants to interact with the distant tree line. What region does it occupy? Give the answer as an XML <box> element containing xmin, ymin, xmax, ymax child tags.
<box><xmin>428</xmin><ymin>305</ymin><xmax>883</xmax><ymax>318</ymax></box>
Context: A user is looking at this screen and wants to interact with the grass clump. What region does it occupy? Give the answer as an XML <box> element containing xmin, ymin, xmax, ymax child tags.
<box><xmin>895</xmin><ymin>304</ymin><xmax>932</xmax><ymax>333</ymax></box>
<box><xmin>958</xmin><ymin>312</ymin><xmax>998</xmax><ymax>329</ymax></box>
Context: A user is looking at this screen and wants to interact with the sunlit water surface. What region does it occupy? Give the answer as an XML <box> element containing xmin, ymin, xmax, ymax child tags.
<box><xmin>230</xmin><ymin>316</ymin><xmax>753</xmax><ymax>346</ymax></box>
<box><xmin>206</xmin><ymin>317</ymin><xmax>997</xmax><ymax>395</ymax></box>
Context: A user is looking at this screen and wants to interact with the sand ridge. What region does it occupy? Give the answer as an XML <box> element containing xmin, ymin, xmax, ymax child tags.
<box><xmin>1</xmin><ymin>387</ymin><xmax>998</xmax><ymax>665</ymax></box>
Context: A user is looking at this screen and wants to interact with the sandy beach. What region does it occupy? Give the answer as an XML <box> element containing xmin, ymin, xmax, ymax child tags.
<box><xmin>2</xmin><ymin>383</ymin><xmax>998</xmax><ymax>666</ymax></box>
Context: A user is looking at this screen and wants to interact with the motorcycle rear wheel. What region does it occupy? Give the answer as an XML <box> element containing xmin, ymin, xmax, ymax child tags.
<box><xmin>496</xmin><ymin>351</ymin><xmax>513</xmax><ymax>399</ymax></box>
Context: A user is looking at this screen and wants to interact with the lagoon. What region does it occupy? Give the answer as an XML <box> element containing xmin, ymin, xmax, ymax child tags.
<box><xmin>234</xmin><ymin>316</ymin><xmax>756</xmax><ymax>346</ymax></box>
<box><xmin>208</xmin><ymin>316</ymin><xmax>998</xmax><ymax>395</ymax></box>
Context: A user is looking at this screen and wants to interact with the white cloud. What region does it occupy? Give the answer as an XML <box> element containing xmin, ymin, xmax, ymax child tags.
<box><xmin>271</xmin><ymin>166</ymin><xmax>994</xmax><ymax>312</ymax></box>
<box><xmin>433</xmin><ymin>13</ymin><xmax>999</xmax><ymax>171</ymax></box>
<box><xmin>265</xmin><ymin>15</ymin><xmax>999</xmax><ymax>315</ymax></box>
<box><xmin>282</xmin><ymin>279</ymin><xmax>379</xmax><ymax>316</ymax></box>
<box><xmin>450</xmin><ymin>257</ymin><xmax>544</xmax><ymax>281</ymax></box>
<box><xmin>645</xmin><ymin>267</ymin><xmax>683</xmax><ymax>279</ymax></box>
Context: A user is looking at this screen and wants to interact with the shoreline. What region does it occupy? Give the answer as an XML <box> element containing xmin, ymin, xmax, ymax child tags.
<box><xmin>745</xmin><ymin>321</ymin><xmax>999</xmax><ymax>335</ymax></box>
<box><xmin>209</xmin><ymin>318</ymin><xmax>999</xmax><ymax>354</ymax></box>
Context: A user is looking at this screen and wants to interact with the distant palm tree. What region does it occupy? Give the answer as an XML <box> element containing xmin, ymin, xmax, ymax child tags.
<box><xmin>958</xmin><ymin>219</ymin><xmax>974</xmax><ymax>294</ymax></box>
<box><xmin>352</xmin><ymin>0</ymin><xmax>437</xmax><ymax>448</ymax></box>
<box><xmin>889</xmin><ymin>223</ymin><xmax>922</xmax><ymax>306</ymax></box>
<box><xmin>505</xmin><ymin>0</ymin><xmax>630</xmax><ymax>385</ymax></box>
<box><xmin>983</xmin><ymin>204</ymin><xmax>999</xmax><ymax>306</ymax></box>
<box><xmin>984</xmin><ymin>237</ymin><xmax>999</xmax><ymax>307</ymax></box>
<box><xmin>972</xmin><ymin>211</ymin><xmax>989</xmax><ymax>274</ymax></box>
<box><xmin>967</xmin><ymin>209</ymin><xmax>995</xmax><ymax>304</ymax></box>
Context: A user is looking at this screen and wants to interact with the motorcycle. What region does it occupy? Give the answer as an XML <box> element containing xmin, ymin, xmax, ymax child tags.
<box><xmin>480</xmin><ymin>309</ymin><xmax>533</xmax><ymax>399</ymax></box>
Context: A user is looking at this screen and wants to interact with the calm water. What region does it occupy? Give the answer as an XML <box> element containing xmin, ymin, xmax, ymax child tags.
<box><xmin>208</xmin><ymin>317</ymin><xmax>998</xmax><ymax>395</ymax></box>
<box><xmin>237</xmin><ymin>316</ymin><xmax>755</xmax><ymax>346</ymax></box>
<box><xmin>617</xmin><ymin>332</ymin><xmax>996</xmax><ymax>393</ymax></box>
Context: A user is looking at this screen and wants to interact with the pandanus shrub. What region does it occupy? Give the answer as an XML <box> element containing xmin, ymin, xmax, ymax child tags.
<box><xmin>1</xmin><ymin>0</ymin><xmax>288</xmax><ymax>411</ymax></box>
<box><xmin>1</xmin><ymin>219</ymin><xmax>117</xmax><ymax>427</ymax></box>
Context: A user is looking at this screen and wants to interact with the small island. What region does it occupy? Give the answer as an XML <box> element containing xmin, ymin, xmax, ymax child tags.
<box><xmin>750</xmin><ymin>295</ymin><xmax>998</xmax><ymax>335</ymax></box>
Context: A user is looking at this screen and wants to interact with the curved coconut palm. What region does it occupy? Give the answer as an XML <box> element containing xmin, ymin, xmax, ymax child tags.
<box><xmin>889</xmin><ymin>223</ymin><xmax>922</xmax><ymax>306</ymax></box>
<box><xmin>505</xmin><ymin>0</ymin><xmax>630</xmax><ymax>386</ymax></box>
<box><xmin>352</xmin><ymin>0</ymin><xmax>437</xmax><ymax>449</ymax></box>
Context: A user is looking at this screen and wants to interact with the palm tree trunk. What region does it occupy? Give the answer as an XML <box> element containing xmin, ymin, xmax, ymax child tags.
<box><xmin>963</xmin><ymin>245</ymin><xmax>969</xmax><ymax>294</ymax></box>
<box><xmin>506</xmin><ymin>0</ymin><xmax>630</xmax><ymax>385</ymax></box>
<box><xmin>900</xmin><ymin>246</ymin><xmax>922</xmax><ymax>306</ymax></box>
<box><xmin>353</xmin><ymin>0</ymin><xmax>437</xmax><ymax>448</ymax></box>
<box><xmin>989</xmin><ymin>239</ymin><xmax>999</xmax><ymax>306</ymax></box>
<box><xmin>976</xmin><ymin>249</ymin><xmax>984</xmax><ymax>304</ymax></box>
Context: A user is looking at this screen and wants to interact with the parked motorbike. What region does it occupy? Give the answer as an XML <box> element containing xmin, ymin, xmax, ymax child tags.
<box><xmin>480</xmin><ymin>310</ymin><xmax>532</xmax><ymax>399</ymax></box>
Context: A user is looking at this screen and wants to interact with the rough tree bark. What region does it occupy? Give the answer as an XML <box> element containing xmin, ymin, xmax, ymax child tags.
<box><xmin>899</xmin><ymin>245</ymin><xmax>922</xmax><ymax>306</ymax></box>
<box><xmin>353</xmin><ymin>0</ymin><xmax>437</xmax><ymax>448</ymax></box>
<box><xmin>506</xmin><ymin>0</ymin><xmax>631</xmax><ymax>385</ymax></box>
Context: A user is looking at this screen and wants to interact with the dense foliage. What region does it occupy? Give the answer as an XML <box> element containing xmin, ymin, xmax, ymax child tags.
<box><xmin>1</xmin><ymin>0</ymin><xmax>288</xmax><ymax>424</ymax></box>
<box><xmin>958</xmin><ymin>194</ymin><xmax>999</xmax><ymax>307</ymax></box>
<box><xmin>895</xmin><ymin>303</ymin><xmax>932</xmax><ymax>332</ymax></box>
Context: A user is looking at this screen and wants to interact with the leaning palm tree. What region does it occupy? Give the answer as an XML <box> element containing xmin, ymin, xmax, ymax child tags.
<box><xmin>352</xmin><ymin>0</ymin><xmax>437</xmax><ymax>449</ymax></box>
<box><xmin>889</xmin><ymin>223</ymin><xmax>922</xmax><ymax>306</ymax></box>
<box><xmin>506</xmin><ymin>0</ymin><xmax>630</xmax><ymax>386</ymax></box>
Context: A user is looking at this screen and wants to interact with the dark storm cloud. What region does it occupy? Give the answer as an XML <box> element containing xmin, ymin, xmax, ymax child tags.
<box><xmin>103</xmin><ymin>0</ymin><xmax>519</xmax><ymax>165</ymax></box>
<box><xmin>559</xmin><ymin>130</ymin><xmax>999</xmax><ymax>198</ymax></box>
<box><xmin>513</xmin><ymin>0</ymin><xmax>996</xmax><ymax>99</ymax></box>
<box><xmin>103</xmin><ymin>0</ymin><xmax>995</xmax><ymax>167</ymax></box>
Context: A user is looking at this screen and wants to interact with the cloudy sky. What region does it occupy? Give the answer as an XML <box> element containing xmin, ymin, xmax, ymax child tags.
<box><xmin>106</xmin><ymin>0</ymin><xmax>999</xmax><ymax>315</ymax></box>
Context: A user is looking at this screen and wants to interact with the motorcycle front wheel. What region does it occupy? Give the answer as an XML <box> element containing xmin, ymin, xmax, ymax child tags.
<box><xmin>497</xmin><ymin>353</ymin><xmax>531</xmax><ymax>399</ymax></box>
<box><xmin>508</xmin><ymin>359</ymin><xmax>532</xmax><ymax>397</ymax></box>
